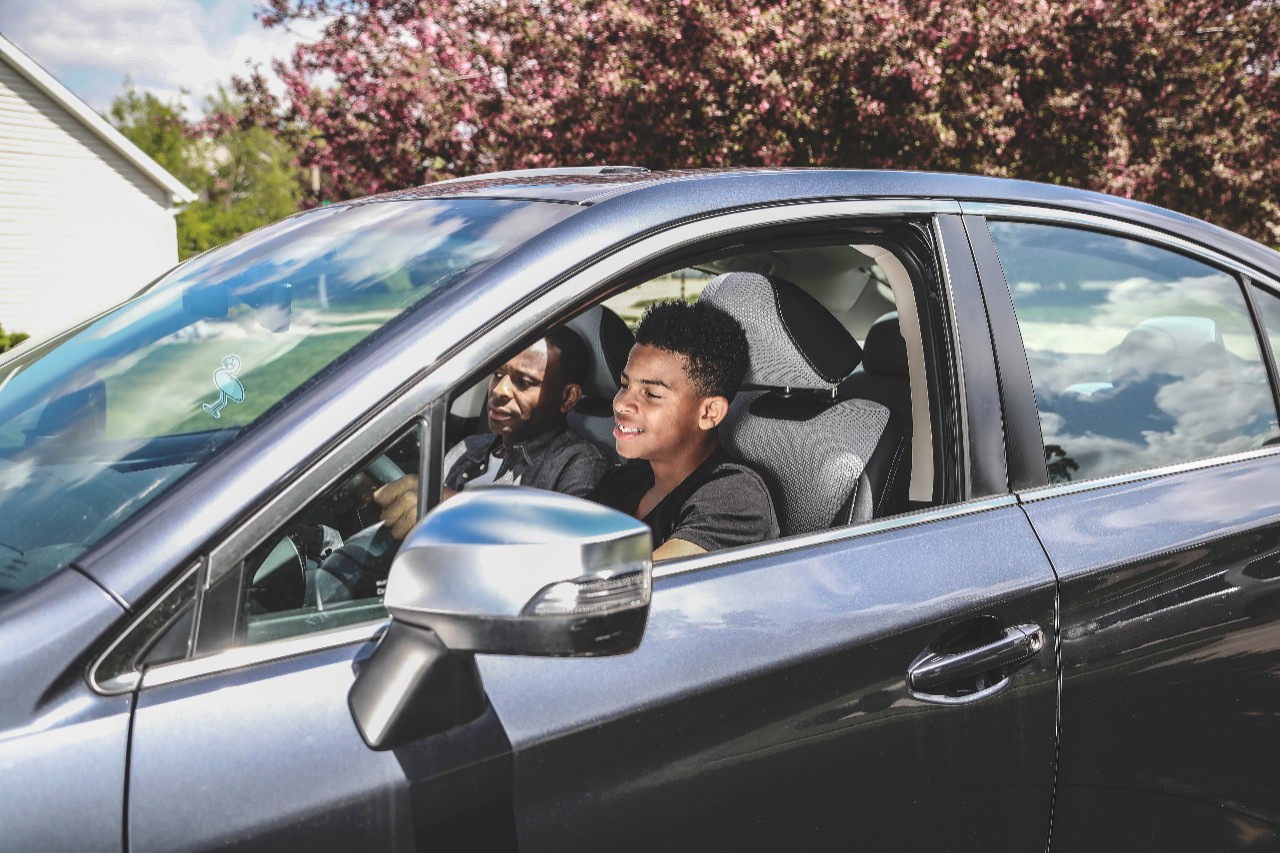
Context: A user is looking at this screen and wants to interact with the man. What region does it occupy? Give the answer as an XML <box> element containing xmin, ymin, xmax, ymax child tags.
<box><xmin>374</xmin><ymin>326</ymin><xmax>607</xmax><ymax>538</ymax></box>
<box><xmin>591</xmin><ymin>300</ymin><xmax>779</xmax><ymax>560</ymax></box>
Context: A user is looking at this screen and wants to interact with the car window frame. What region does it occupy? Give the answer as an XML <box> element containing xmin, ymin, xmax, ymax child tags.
<box><xmin>98</xmin><ymin>197</ymin><xmax>1007</xmax><ymax>694</ymax></box>
<box><xmin>965</xmin><ymin>203</ymin><xmax>1280</xmax><ymax>500</ymax></box>
<box><xmin>428</xmin><ymin>207</ymin><xmax>1002</xmax><ymax>573</ymax></box>
<box><xmin>1242</xmin><ymin>278</ymin><xmax>1280</xmax><ymax>424</ymax></box>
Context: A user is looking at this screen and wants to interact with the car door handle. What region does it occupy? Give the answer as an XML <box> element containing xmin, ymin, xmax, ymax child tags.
<box><xmin>908</xmin><ymin>623</ymin><xmax>1044</xmax><ymax>695</ymax></box>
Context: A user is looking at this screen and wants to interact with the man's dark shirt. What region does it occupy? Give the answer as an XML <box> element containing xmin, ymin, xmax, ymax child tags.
<box><xmin>444</xmin><ymin>424</ymin><xmax>607</xmax><ymax>497</ymax></box>
<box><xmin>591</xmin><ymin>446</ymin><xmax>779</xmax><ymax>552</ymax></box>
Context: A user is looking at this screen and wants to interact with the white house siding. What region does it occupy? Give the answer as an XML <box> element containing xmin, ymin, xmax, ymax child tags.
<box><xmin>0</xmin><ymin>60</ymin><xmax>180</xmax><ymax>342</ymax></box>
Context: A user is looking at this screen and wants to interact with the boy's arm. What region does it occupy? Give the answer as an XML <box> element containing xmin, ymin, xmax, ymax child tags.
<box><xmin>652</xmin><ymin>537</ymin><xmax>706</xmax><ymax>561</ymax></box>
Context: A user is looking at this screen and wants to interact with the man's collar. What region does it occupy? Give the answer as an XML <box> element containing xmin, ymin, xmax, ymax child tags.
<box><xmin>502</xmin><ymin>423</ymin><xmax>567</xmax><ymax>464</ymax></box>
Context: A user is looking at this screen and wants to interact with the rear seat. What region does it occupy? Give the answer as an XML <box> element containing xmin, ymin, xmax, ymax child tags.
<box><xmin>839</xmin><ymin>312</ymin><xmax>911</xmax><ymax>516</ymax></box>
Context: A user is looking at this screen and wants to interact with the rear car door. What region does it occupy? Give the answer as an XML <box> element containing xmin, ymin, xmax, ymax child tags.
<box><xmin>971</xmin><ymin>208</ymin><xmax>1280</xmax><ymax>851</ymax></box>
<box><xmin>466</xmin><ymin>208</ymin><xmax>1060</xmax><ymax>850</ymax></box>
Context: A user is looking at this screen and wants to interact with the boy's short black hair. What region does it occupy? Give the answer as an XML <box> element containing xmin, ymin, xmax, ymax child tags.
<box><xmin>634</xmin><ymin>300</ymin><xmax>749</xmax><ymax>400</ymax></box>
<box><xmin>545</xmin><ymin>326</ymin><xmax>589</xmax><ymax>387</ymax></box>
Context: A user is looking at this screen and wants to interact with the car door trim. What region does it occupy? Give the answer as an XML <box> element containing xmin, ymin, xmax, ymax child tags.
<box><xmin>89</xmin><ymin>561</ymin><xmax>202</xmax><ymax>695</ymax></box>
<box><xmin>960</xmin><ymin>214</ymin><xmax>1048</xmax><ymax>491</ymax></box>
<box><xmin>125</xmin><ymin>495</ymin><xmax>1020</xmax><ymax>691</ymax></box>
<box><xmin>1241</xmin><ymin>277</ymin><xmax>1280</xmax><ymax>427</ymax></box>
<box><xmin>132</xmin><ymin>620</ymin><xmax>389</xmax><ymax>693</ymax></box>
<box><xmin>1017</xmin><ymin>445</ymin><xmax>1280</xmax><ymax>504</ymax></box>
<box><xmin>653</xmin><ymin>494</ymin><xmax>1018</xmax><ymax>579</ymax></box>
<box><xmin>935</xmin><ymin>215</ymin><xmax>1005</xmax><ymax>497</ymax></box>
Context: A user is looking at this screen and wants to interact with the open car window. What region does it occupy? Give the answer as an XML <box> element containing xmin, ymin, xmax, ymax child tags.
<box><xmin>441</xmin><ymin>221</ymin><xmax>955</xmax><ymax>565</ymax></box>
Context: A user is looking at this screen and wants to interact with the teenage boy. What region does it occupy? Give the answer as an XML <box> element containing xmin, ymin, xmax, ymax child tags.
<box><xmin>374</xmin><ymin>327</ymin><xmax>607</xmax><ymax>538</ymax></box>
<box><xmin>591</xmin><ymin>300</ymin><xmax>779</xmax><ymax>560</ymax></box>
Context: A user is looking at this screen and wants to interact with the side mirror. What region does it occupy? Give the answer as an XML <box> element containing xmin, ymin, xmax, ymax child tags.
<box><xmin>387</xmin><ymin>486</ymin><xmax>652</xmax><ymax>655</ymax></box>
<box><xmin>349</xmin><ymin>487</ymin><xmax>652</xmax><ymax>749</ymax></box>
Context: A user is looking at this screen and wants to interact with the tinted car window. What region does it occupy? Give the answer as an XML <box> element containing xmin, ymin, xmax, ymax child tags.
<box><xmin>990</xmin><ymin>221</ymin><xmax>1279</xmax><ymax>483</ymax></box>
<box><xmin>0</xmin><ymin>198</ymin><xmax>577</xmax><ymax>599</ymax></box>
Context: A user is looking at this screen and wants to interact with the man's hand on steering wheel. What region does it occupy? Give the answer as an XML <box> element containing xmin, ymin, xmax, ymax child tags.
<box><xmin>372</xmin><ymin>475</ymin><xmax>419</xmax><ymax>540</ymax></box>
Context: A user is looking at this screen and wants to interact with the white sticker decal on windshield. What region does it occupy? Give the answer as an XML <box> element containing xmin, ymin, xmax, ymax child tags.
<box><xmin>202</xmin><ymin>354</ymin><xmax>245</xmax><ymax>419</ymax></box>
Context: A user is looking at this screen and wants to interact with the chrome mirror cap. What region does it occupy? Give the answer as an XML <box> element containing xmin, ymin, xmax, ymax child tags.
<box><xmin>385</xmin><ymin>486</ymin><xmax>652</xmax><ymax>656</ymax></box>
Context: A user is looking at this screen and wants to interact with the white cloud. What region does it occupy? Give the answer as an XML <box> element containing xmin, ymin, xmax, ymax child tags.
<box><xmin>0</xmin><ymin>0</ymin><xmax>325</xmax><ymax>116</ymax></box>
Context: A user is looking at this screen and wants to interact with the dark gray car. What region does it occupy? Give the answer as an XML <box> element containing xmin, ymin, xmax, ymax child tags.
<box><xmin>1</xmin><ymin>168</ymin><xmax>1277</xmax><ymax>851</ymax></box>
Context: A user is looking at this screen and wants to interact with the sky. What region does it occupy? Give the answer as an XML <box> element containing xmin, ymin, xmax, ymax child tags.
<box><xmin>0</xmin><ymin>0</ymin><xmax>322</xmax><ymax>117</ymax></box>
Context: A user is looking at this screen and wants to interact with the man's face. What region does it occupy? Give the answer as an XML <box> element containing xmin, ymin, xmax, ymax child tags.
<box><xmin>487</xmin><ymin>339</ymin><xmax>573</xmax><ymax>443</ymax></box>
<box><xmin>612</xmin><ymin>343</ymin><xmax>715</xmax><ymax>463</ymax></box>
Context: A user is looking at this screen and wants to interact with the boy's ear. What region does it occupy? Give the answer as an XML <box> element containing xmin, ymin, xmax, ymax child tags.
<box><xmin>698</xmin><ymin>395</ymin><xmax>730</xmax><ymax>430</ymax></box>
<box><xmin>560</xmin><ymin>382</ymin><xmax>584</xmax><ymax>413</ymax></box>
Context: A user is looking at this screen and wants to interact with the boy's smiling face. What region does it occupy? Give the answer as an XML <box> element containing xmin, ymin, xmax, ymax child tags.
<box><xmin>612</xmin><ymin>343</ymin><xmax>721</xmax><ymax>463</ymax></box>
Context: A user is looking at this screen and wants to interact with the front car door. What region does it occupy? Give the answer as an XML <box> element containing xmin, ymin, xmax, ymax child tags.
<box><xmin>63</xmin><ymin>194</ymin><xmax>585</xmax><ymax>850</ymax></box>
<box><xmin>970</xmin><ymin>206</ymin><xmax>1280</xmax><ymax>851</ymax></box>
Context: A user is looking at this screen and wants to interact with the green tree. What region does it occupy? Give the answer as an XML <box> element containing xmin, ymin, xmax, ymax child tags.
<box><xmin>109</xmin><ymin>86</ymin><xmax>205</xmax><ymax>189</ymax></box>
<box><xmin>108</xmin><ymin>86</ymin><xmax>304</xmax><ymax>259</ymax></box>
<box><xmin>0</xmin><ymin>323</ymin><xmax>28</xmax><ymax>354</ymax></box>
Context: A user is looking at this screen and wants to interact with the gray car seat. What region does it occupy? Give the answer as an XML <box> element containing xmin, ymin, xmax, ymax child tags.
<box><xmin>566</xmin><ymin>305</ymin><xmax>635</xmax><ymax>461</ymax></box>
<box><xmin>698</xmin><ymin>272</ymin><xmax>907</xmax><ymax>535</ymax></box>
<box><xmin>839</xmin><ymin>312</ymin><xmax>912</xmax><ymax>516</ymax></box>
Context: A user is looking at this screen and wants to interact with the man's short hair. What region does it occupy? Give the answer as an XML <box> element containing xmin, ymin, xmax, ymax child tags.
<box><xmin>545</xmin><ymin>326</ymin><xmax>589</xmax><ymax>388</ymax></box>
<box><xmin>634</xmin><ymin>300</ymin><xmax>749</xmax><ymax>400</ymax></box>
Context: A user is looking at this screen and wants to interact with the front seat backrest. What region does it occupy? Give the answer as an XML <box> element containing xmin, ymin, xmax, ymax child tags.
<box><xmin>698</xmin><ymin>272</ymin><xmax>901</xmax><ymax>535</ymax></box>
<box><xmin>565</xmin><ymin>305</ymin><xmax>635</xmax><ymax>461</ymax></box>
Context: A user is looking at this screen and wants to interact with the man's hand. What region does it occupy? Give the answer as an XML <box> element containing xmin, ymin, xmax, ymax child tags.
<box><xmin>372</xmin><ymin>477</ymin><xmax>461</xmax><ymax>539</ymax></box>
<box><xmin>373</xmin><ymin>475</ymin><xmax>420</xmax><ymax>540</ymax></box>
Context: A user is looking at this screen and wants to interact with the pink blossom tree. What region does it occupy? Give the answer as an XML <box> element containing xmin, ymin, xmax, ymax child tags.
<box><xmin>234</xmin><ymin>0</ymin><xmax>1280</xmax><ymax>243</ymax></box>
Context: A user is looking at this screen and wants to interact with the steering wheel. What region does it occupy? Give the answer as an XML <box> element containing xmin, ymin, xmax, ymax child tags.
<box><xmin>306</xmin><ymin>521</ymin><xmax>400</xmax><ymax>609</ymax></box>
<box><xmin>363</xmin><ymin>453</ymin><xmax>406</xmax><ymax>486</ymax></box>
<box><xmin>304</xmin><ymin>452</ymin><xmax>410</xmax><ymax>610</ymax></box>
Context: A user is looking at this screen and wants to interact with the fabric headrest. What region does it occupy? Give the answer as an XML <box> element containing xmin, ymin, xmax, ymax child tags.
<box><xmin>565</xmin><ymin>305</ymin><xmax>635</xmax><ymax>399</ymax></box>
<box><xmin>862</xmin><ymin>312</ymin><xmax>909</xmax><ymax>377</ymax></box>
<box><xmin>698</xmin><ymin>272</ymin><xmax>861</xmax><ymax>390</ymax></box>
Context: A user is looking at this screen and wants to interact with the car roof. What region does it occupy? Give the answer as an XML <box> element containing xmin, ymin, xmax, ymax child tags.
<box><xmin>344</xmin><ymin>168</ymin><xmax>1280</xmax><ymax>273</ymax></box>
<box><xmin>349</xmin><ymin>166</ymin><xmax>1180</xmax><ymax>220</ymax></box>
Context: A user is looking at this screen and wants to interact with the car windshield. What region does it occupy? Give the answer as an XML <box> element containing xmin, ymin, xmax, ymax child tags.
<box><xmin>0</xmin><ymin>197</ymin><xmax>577</xmax><ymax>599</ymax></box>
